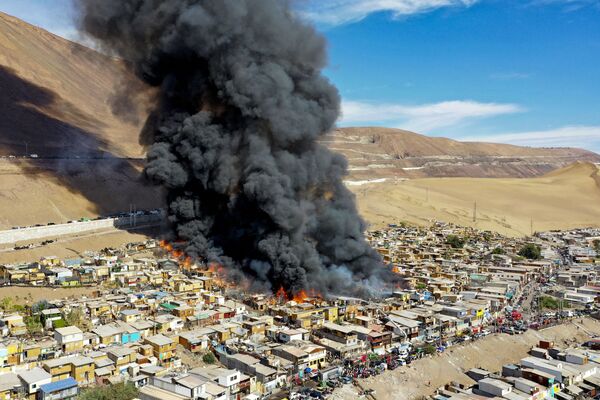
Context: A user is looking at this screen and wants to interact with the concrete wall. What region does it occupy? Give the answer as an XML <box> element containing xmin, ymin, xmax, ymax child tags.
<box><xmin>0</xmin><ymin>214</ymin><xmax>164</xmax><ymax>245</ymax></box>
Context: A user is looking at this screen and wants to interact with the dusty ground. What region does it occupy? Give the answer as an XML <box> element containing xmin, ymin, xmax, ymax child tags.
<box><xmin>0</xmin><ymin>227</ymin><xmax>162</xmax><ymax>264</ymax></box>
<box><xmin>0</xmin><ymin>159</ymin><xmax>164</xmax><ymax>230</ymax></box>
<box><xmin>353</xmin><ymin>162</ymin><xmax>600</xmax><ymax>237</ymax></box>
<box><xmin>0</xmin><ymin>286</ymin><xmax>97</xmax><ymax>304</ymax></box>
<box><xmin>331</xmin><ymin>318</ymin><xmax>600</xmax><ymax>400</ymax></box>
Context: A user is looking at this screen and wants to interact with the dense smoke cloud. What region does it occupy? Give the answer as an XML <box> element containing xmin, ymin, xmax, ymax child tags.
<box><xmin>76</xmin><ymin>0</ymin><xmax>396</xmax><ymax>296</ymax></box>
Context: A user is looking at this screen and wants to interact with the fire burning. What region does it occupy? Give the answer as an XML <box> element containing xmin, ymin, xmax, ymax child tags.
<box><xmin>158</xmin><ymin>240</ymin><xmax>239</xmax><ymax>289</ymax></box>
<box><xmin>276</xmin><ymin>286</ymin><xmax>287</xmax><ymax>300</ymax></box>
<box><xmin>293</xmin><ymin>290</ymin><xmax>309</xmax><ymax>303</ymax></box>
<box><xmin>159</xmin><ymin>240</ymin><xmax>187</xmax><ymax>263</ymax></box>
<box><xmin>77</xmin><ymin>0</ymin><xmax>401</xmax><ymax>298</ymax></box>
<box><xmin>274</xmin><ymin>287</ymin><xmax>320</xmax><ymax>304</ymax></box>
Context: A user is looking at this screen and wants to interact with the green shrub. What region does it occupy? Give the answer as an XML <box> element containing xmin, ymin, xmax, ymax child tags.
<box><xmin>446</xmin><ymin>235</ymin><xmax>466</xmax><ymax>249</ymax></box>
<box><xmin>518</xmin><ymin>243</ymin><xmax>542</xmax><ymax>260</ymax></box>
<box><xmin>539</xmin><ymin>296</ymin><xmax>568</xmax><ymax>310</ymax></box>
<box><xmin>202</xmin><ymin>352</ymin><xmax>216</xmax><ymax>364</ymax></box>
<box><xmin>78</xmin><ymin>382</ymin><xmax>138</xmax><ymax>400</ymax></box>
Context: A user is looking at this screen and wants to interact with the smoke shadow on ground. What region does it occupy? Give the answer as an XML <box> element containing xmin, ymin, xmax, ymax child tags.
<box><xmin>0</xmin><ymin>65</ymin><xmax>165</xmax><ymax>231</ymax></box>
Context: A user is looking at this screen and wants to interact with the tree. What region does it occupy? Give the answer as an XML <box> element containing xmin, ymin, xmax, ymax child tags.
<box><xmin>202</xmin><ymin>352</ymin><xmax>216</xmax><ymax>364</ymax></box>
<box><xmin>539</xmin><ymin>296</ymin><xmax>568</xmax><ymax>310</ymax></box>
<box><xmin>446</xmin><ymin>235</ymin><xmax>466</xmax><ymax>249</ymax></box>
<box><xmin>518</xmin><ymin>243</ymin><xmax>542</xmax><ymax>260</ymax></box>
<box><xmin>31</xmin><ymin>300</ymin><xmax>49</xmax><ymax>314</ymax></box>
<box><xmin>593</xmin><ymin>239</ymin><xmax>600</xmax><ymax>254</ymax></box>
<box><xmin>25</xmin><ymin>316</ymin><xmax>43</xmax><ymax>335</ymax></box>
<box><xmin>78</xmin><ymin>382</ymin><xmax>138</xmax><ymax>400</ymax></box>
<box><xmin>64</xmin><ymin>308</ymin><xmax>89</xmax><ymax>330</ymax></box>
<box><xmin>416</xmin><ymin>283</ymin><xmax>427</xmax><ymax>290</ymax></box>
<box><xmin>491</xmin><ymin>247</ymin><xmax>506</xmax><ymax>255</ymax></box>
<box><xmin>423</xmin><ymin>344</ymin><xmax>436</xmax><ymax>355</ymax></box>
<box><xmin>0</xmin><ymin>297</ymin><xmax>14</xmax><ymax>311</ymax></box>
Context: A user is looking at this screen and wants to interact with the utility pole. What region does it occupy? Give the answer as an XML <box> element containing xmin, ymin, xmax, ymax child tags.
<box><xmin>530</xmin><ymin>218</ymin><xmax>533</xmax><ymax>236</ymax></box>
<box><xmin>23</xmin><ymin>141</ymin><xmax>28</xmax><ymax>156</ymax></box>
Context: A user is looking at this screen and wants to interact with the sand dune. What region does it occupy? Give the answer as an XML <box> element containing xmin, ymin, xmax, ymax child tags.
<box><xmin>353</xmin><ymin>161</ymin><xmax>600</xmax><ymax>236</ymax></box>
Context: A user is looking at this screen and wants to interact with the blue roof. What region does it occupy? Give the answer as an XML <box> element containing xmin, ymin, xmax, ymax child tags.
<box><xmin>40</xmin><ymin>377</ymin><xmax>77</xmax><ymax>393</ymax></box>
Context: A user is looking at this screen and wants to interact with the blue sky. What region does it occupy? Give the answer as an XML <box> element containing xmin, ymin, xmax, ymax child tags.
<box><xmin>2</xmin><ymin>0</ymin><xmax>600</xmax><ymax>151</ymax></box>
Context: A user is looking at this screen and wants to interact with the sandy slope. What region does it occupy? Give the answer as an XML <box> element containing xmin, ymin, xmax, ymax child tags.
<box><xmin>326</xmin><ymin>127</ymin><xmax>600</xmax><ymax>179</ymax></box>
<box><xmin>0</xmin><ymin>159</ymin><xmax>164</xmax><ymax>229</ymax></box>
<box><xmin>0</xmin><ymin>12</ymin><xmax>147</xmax><ymax>157</ymax></box>
<box><xmin>332</xmin><ymin>318</ymin><xmax>600</xmax><ymax>400</ymax></box>
<box><xmin>353</xmin><ymin>162</ymin><xmax>600</xmax><ymax>236</ymax></box>
<box><xmin>0</xmin><ymin>12</ymin><xmax>599</xmax><ymax>245</ymax></box>
<box><xmin>0</xmin><ymin>286</ymin><xmax>97</xmax><ymax>303</ymax></box>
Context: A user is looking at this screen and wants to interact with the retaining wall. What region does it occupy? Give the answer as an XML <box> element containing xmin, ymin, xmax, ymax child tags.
<box><xmin>0</xmin><ymin>214</ymin><xmax>164</xmax><ymax>245</ymax></box>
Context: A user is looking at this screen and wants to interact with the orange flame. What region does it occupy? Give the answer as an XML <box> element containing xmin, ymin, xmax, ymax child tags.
<box><xmin>207</xmin><ymin>262</ymin><xmax>226</xmax><ymax>274</ymax></box>
<box><xmin>205</xmin><ymin>262</ymin><xmax>229</xmax><ymax>287</ymax></box>
<box><xmin>276</xmin><ymin>286</ymin><xmax>287</xmax><ymax>299</ymax></box>
<box><xmin>293</xmin><ymin>290</ymin><xmax>308</xmax><ymax>303</ymax></box>
<box><xmin>160</xmin><ymin>240</ymin><xmax>195</xmax><ymax>269</ymax></box>
<box><xmin>172</xmin><ymin>249</ymin><xmax>183</xmax><ymax>258</ymax></box>
<box><xmin>159</xmin><ymin>240</ymin><xmax>174</xmax><ymax>252</ymax></box>
<box><xmin>182</xmin><ymin>256</ymin><xmax>193</xmax><ymax>268</ymax></box>
<box><xmin>271</xmin><ymin>287</ymin><xmax>320</xmax><ymax>303</ymax></box>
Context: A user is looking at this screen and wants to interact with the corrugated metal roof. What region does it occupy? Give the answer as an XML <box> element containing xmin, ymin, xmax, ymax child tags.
<box><xmin>40</xmin><ymin>377</ymin><xmax>77</xmax><ymax>393</ymax></box>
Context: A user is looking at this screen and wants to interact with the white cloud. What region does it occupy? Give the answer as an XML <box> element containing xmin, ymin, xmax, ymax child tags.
<box><xmin>340</xmin><ymin>100</ymin><xmax>523</xmax><ymax>132</ymax></box>
<box><xmin>299</xmin><ymin>0</ymin><xmax>479</xmax><ymax>25</ymax></box>
<box><xmin>462</xmin><ymin>126</ymin><xmax>600</xmax><ymax>150</ymax></box>
<box><xmin>490</xmin><ymin>72</ymin><xmax>531</xmax><ymax>80</ymax></box>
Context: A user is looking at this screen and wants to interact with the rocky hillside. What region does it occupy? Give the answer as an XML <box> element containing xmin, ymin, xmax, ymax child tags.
<box><xmin>323</xmin><ymin>127</ymin><xmax>600</xmax><ymax>179</ymax></box>
<box><xmin>1</xmin><ymin>11</ymin><xmax>598</xmax><ymax>174</ymax></box>
<box><xmin>0</xmin><ymin>11</ymin><xmax>599</xmax><ymax>230</ymax></box>
<box><xmin>0</xmin><ymin>11</ymin><xmax>145</xmax><ymax>158</ymax></box>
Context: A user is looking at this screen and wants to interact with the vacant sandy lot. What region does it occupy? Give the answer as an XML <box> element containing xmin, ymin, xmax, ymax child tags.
<box><xmin>332</xmin><ymin>318</ymin><xmax>600</xmax><ymax>400</ymax></box>
<box><xmin>353</xmin><ymin>162</ymin><xmax>600</xmax><ymax>237</ymax></box>
<box><xmin>0</xmin><ymin>227</ymin><xmax>161</xmax><ymax>264</ymax></box>
<box><xmin>0</xmin><ymin>286</ymin><xmax>97</xmax><ymax>303</ymax></box>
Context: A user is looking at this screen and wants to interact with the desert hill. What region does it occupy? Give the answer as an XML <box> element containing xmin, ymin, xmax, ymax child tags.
<box><xmin>1</xmin><ymin>12</ymin><xmax>597</xmax><ymax>169</ymax></box>
<box><xmin>0</xmin><ymin>12</ymin><xmax>146</xmax><ymax>158</ymax></box>
<box><xmin>325</xmin><ymin>127</ymin><xmax>600</xmax><ymax>180</ymax></box>
<box><xmin>0</xmin><ymin>12</ymin><xmax>162</xmax><ymax>230</ymax></box>
<box><xmin>0</xmin><ymin>12</ymin><xmax>599</xmax><ymax>236</ymax></box>
<box><xmin>353</xmin><ymin>161</ymin><xmax>600</xmax><ymax>236</ymax></box>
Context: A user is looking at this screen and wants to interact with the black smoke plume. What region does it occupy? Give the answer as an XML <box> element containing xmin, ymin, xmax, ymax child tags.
<box><xmin>76</xmin><ymin>0</ymin><xmax>396</xmax><ymax>296</ymax></box>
